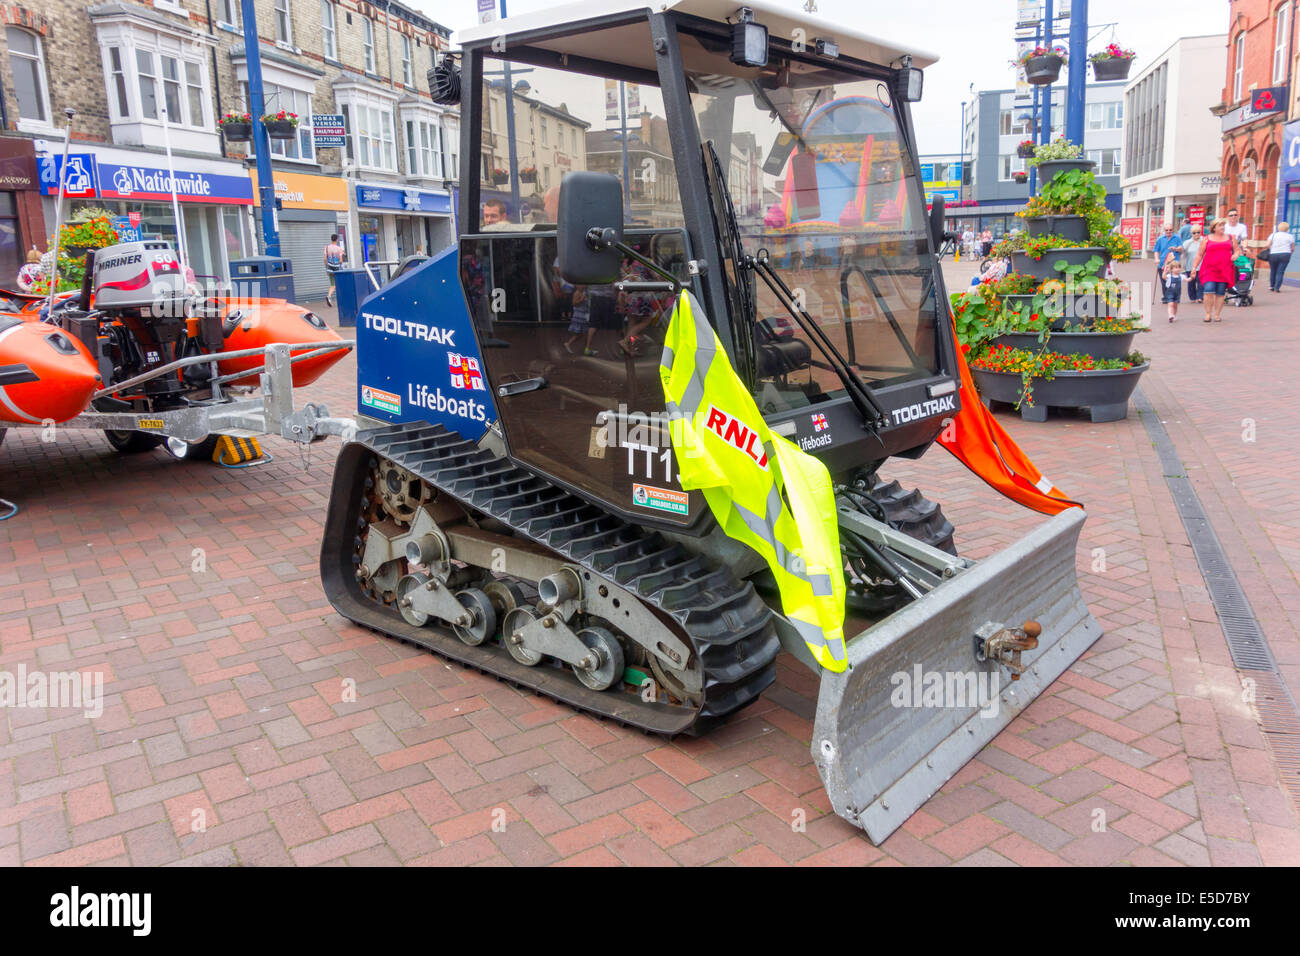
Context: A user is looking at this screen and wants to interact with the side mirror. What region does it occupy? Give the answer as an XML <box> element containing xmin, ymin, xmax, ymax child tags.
<box><xmin>929</xmin><ymin>194</ymin><xmax>946</xmax><ymax>249</ymax></box>
<box><xmin>558</xmin><ymin>171</ymin><xmax>623</xmax><ymax>284</ymax></box>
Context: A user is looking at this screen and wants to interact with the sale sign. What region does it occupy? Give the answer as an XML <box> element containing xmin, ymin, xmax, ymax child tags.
<box><xmin>1119</xmin><ymin>218</ymin><xmax>1144</xmax><ymax>254</ymax></box>
<box><xmin>1187</xmin><ymin>206</ymin><xmax>1206</xmax><ymax>227</ymax></box>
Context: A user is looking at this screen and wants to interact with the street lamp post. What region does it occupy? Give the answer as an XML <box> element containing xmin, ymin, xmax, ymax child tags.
<box><xmin>959</xmin><ymin>99</ymin><xmax>966</xmax><ymax>205</ymax></box>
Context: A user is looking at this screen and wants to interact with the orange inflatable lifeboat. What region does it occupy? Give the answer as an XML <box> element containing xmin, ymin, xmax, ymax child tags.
<box><xmin>214</xmin><ymin>298</ymin><xmax>347</xmax><ymax>388</ymax></box>
<box><xmin>0</xmin><ymin>315</ymin><xmax>100</xmax><ymax>424</ymax></box>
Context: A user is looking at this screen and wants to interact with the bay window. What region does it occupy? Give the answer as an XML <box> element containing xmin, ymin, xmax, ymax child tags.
<box><xmin>404</xmin><ymin>116</ymin><xmax>444</xmax><ymax>178</ymax></box>
<box><xmin>6</xmin><ymin>27</ymin><xmax>50</xmax><ymax>126</ymax></box>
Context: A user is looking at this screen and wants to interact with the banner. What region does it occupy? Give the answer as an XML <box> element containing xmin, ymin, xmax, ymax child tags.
<box><xmin>1119</xmin><ymin>218</ymin><xmax>1144</xmax><ymax>254</ymax></box>
<box><xmin>605</xmin><ymin>79</ymin><xmax>619</xmax><ymax>123</ymax></box>
<box><xmin>1187</xmin><ymin>205</ymin><xmax>1206</xmax><ymax>227</ymax></box>
<box><xmin>626</xmin><ymin>83</ymin><xmax>640</xmax><ymax>115</ymax></box>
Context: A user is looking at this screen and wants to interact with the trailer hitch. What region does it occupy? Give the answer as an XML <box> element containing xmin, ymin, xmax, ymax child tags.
<box><xmin>973</xmin><ymin>620</ymin><xmax>1041</xmax><ymax>681</ymax></box>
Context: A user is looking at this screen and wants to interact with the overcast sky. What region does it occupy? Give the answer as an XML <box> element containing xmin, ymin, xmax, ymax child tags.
<box><xmin>412</xmin><ymin>0</ymin><xmax>1230</xmax><ymax>153</ymax></box>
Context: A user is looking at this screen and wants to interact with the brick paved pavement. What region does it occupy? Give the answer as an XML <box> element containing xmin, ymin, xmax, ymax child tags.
<box><xmin>0</xmin><ymin>258</ymin><xmax>1297</xmax><ymax>866</ymax></box>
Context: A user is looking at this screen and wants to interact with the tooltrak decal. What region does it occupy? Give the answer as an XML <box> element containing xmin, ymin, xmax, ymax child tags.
<box><xmin>889</xmin><ymin>394</ymin><xmax>956</xmax><ymax>426</ymax></box>
<box><xmin>360</xmin><ymin>385</ymin><xmax>402</xmax><ymax>415</ymax></box>
<box><xmin>632</xmin><ymin>483</ymin><xmax>689</xmax><ymax>516</ymax></box>
<box><xmin>361</xmin><ymin>311</ymin><xmax>456</xmax><ymax>345</ymax></box>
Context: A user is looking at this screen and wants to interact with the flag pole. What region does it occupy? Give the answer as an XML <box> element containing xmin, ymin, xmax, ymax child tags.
<box><xmin>45</xmin><ymin>107</ymin><xmax>77</xmax><ymax>322</ymax></box>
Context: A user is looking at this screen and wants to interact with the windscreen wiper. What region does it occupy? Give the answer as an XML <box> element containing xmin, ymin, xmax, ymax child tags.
<box><xmin>746</xmin><ymin>251</ymin><xmax>889</xmax><ymax>431</ymax></box>
<box><xmin>702</xmin><ymin>142</ymin><xmax>887</xmax><ymax>431</ymax></box>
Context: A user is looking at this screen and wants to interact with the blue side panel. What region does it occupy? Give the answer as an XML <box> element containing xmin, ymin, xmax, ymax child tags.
<box><xmin>355</xmin><ymin>245</ymin><xmax>497</xmax><ymax>440</ymax></box>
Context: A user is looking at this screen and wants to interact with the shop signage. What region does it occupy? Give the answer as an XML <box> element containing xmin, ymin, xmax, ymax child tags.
<box><xmin>1187</xmin><ymin>205</ymin><xmax>1206</xmax><ymax>227</ymax></box>
<box><xmin>355</xmin><ymin>183</ymin><xmax>452</xmax><ymax>214</ymax></box>
<box><xmin>1200</xmin><ymin>175</ymin><xmax>1222</xmax><ymax>188</ymax></box>
<box><xmin>249</xmin><ymin>170</ymin><xmax>349</xmax><ymax>211</ymax></box>
<box><xmin>1283</xmin><ymin>120</ymin><xmax>1300</xmax><ymax>185</ymax></box>
<box><xmin>110</xmin><ymin>215</ymin><xmax>141</xmax><ymax>242</ymax></box>
<box><xmin>98</xmin><ymin>161</ymin><xmax>253</xmax><ymax>204</ymax></box>
<box><xmin>1221</xmin><ymin>86</ymin><xmax>1288</xmax><ymax>133</ymax></box>
<box><xmin>312</xmin><ymin>114</ymin><xmax>346</xmax><ymax>149</ymax></box>
<box><xmin>37</xmin><ymin>153</ymin><xmax>98</xmax><ymax>197</ymax></box>
<box><xmin>1119</xmin><ymin>218</ymin><xmax>1144</xmax><ymax>254</ymax></box>
<box><xmin>0</xmin><ymin>138</ymin><xmax>39</xmax><ymax>190</ymax></box>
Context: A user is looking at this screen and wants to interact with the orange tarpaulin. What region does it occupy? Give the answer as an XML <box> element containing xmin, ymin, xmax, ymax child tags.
<box><xmin>938</xmin><ymin>321</ymin><xmax>1082</xmax><ymax>515</ymax></box>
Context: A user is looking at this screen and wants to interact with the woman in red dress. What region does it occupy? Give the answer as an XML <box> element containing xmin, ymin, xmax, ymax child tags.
<box><xmin>1189</xmin><ymin>217</ymin><xmax>1242</xmax><ymax>322</ymax></box>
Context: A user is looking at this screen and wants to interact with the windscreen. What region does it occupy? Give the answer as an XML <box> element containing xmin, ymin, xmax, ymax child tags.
<box><xmin>681</xmin><ymin>33</ymin><xmax>942</xmax><ymax>414</ymax></box>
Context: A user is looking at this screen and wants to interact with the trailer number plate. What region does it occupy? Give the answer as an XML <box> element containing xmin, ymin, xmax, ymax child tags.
<box><xmin>137</xmin><ymin>419</ymin><xmax>165</xmax><ymax>430</ymax></box>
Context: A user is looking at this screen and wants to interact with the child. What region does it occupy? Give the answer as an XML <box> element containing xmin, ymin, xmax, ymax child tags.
<box><xmin>1161</xmin><ymin>253</ymin><xmax>1183</xmax><ymax>323</ymax></box>
<box><xmin>564</xmin><ymin>284</ymin><xmax>597</xmax><ymax>356</ymax></box>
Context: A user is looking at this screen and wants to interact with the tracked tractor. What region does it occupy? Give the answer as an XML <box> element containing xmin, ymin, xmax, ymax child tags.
<box><xmin>321</xmin><ymin>0</ymin><xmax>1101</xmax><ymax>843</ymax></box>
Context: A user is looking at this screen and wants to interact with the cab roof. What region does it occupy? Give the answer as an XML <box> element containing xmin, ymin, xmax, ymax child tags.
<box><xmin>454</xmin><ymin>0</ymin><xmax>938</xmax><ymax>70</ymax></box>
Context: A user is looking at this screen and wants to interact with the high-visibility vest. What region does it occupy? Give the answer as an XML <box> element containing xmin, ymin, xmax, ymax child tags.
<box><xmin>658</xmin><ymin>291</ymin><xmax>847</xmax><ymax>671</ymax></box>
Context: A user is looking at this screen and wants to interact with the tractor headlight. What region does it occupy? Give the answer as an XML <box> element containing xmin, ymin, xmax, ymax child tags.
<box><xmin>730</xmin><ymin>8</ymin><xmax>768</xmax><ymax>67</ymax></box>
<box><xmin>895</xmin><ymin>66</ymin><xmax>924</xmax><ymax>102</ymax></box>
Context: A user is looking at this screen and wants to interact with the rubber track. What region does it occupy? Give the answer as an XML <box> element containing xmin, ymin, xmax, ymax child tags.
<box><xmin>320</xmin><ymin>422</ymin><xmax>780</xmax><ymax>736</ymax></box>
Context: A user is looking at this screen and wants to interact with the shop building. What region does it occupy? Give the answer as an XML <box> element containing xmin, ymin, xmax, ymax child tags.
<box><xmin>1212</xmin><ymin>0</ymin><xmax>1298</xmax><ymax>244</ymax></box>
<box><xmin>1120</xmin><ymin>35</ymin><xmax>1227</xmax><ymax>255</ymax></box>
<box><xmin>961</xmin><ymin>81</ymin><xmax>1126</xmax><ymax>237</ymax></box>
<box><xmin>1</xmin><ymin>0</ymin><xmax>457</xmax><ymax>295</ymax></box>
<box><xmin>0</xmin><ymin>136</ymin><xmax>43</xmax><ymax>282</ymax></box>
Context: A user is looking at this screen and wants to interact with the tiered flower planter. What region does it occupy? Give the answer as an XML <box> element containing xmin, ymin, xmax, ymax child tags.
<box><xmin>973</xmin><ymin>147</ymin><xmax>1147</xmax><ymax>422</ymax></box>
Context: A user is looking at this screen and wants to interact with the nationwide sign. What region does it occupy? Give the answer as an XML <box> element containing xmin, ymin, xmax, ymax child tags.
<box><xmin>98</xmin><ymin>162</ymin><xmax>254</xmax><ymax>204</ymax></box>
<box><xmin>1222</xmin><ymin>85</ymin><xmax>1288</xmax><ymax>133</ymax></box>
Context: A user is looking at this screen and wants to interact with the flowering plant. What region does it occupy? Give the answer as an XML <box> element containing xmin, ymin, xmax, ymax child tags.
<box><xmin>219</xmin><ymin>112</ymin><xmax>252</xmax><ymax>125</ymax></box>
<box><xmin>1090</xmin><ymin>43</ymin><xmax>1135</xmax><ymax>62</ymax></box>
<box><xmin>261</xmin><ymin>110</ymin><xmax>299</xmax><ymax>127</ymax></box>
<box><xmin>1014</xmin><ymin>45</ymin><xmax>1069</xmax><ymax>67</ymax></box>
<box><xmin>1018</xmin><ymin>139</ymin><xmax>1036</xmax><ymax>150</ymax></box>
<box><xmin>519</xmin><ymin>165</ymin><xmax>537</xmax><ymax>176</ymax></box>
<box><xmin>31</xmin><ymin>217</ymin><xmax>120</xmax><ymax>293</ymax></box>
<box><xmin>1027</xmin><ymin>136</ymin><xmax>1084</xmax><ymax>166</ymax></box>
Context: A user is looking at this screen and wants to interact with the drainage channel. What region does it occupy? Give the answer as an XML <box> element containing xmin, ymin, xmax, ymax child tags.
<box><xmin>1134</xmin><ymin>388</ymin><xmax>1300</xmax><ymax>814</ymax></box>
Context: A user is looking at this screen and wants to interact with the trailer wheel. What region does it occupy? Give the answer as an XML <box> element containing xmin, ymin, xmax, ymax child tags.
<box><xmin>103</xmin><ymin>430</ymin><xmax>165</xmax><ymax>454</ymax></box>
<box><xmin>163</xmin><ymin>435</ymin><xmax>221</xmax><ymax>462</ymax></box>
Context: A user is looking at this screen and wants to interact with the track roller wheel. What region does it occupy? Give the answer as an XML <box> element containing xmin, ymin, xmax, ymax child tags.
<box><xmin>573</xmin><ymin>626</ymin><xmax>624</xmax><ymax>692</ymax></box>
<box><xmin>502</xmin><ymin>606</ymin><xmax>542</xmax><ymax>665</ymax></box>
<box><xmin>452</xmin><ymin>588</ymin><xmax>496</xmax><ymax>646</ymax></box>
<box><xmin>396</xmin><ymin>573</ymin><xmax>432</xmax><ymax>627</ymax></box>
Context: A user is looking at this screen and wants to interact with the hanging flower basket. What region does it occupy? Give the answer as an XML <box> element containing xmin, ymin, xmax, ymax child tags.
<box><xmin>1013</xmin><ymin>172</ymin><xmax>1028</xmax><ymax>184</ymax></box>
<box><xmin>1090</xmin><ymin>44</ymin><xmax>1135</xmax><ymax>82</ymax></box>
<box><xmin>262</xmin><ymin>111</ymin><xmax>300</xmax><ymax>140</ymax></box>
<box><xmin>518</xmin><ymin>166</ymin><xmax>537</xmax><ymax>183</ymax></box>
<box><xmin>492</xmin><ymin>168</ymin><xmax>509</xmax><ymax>185</ymax></box>
<box><xmin>219</xmin><ymin>112</ymin><xmax>253</xmax><ymax>142</ymax></box>
<box><xmin>1017</xmin><ymin>140</ymin><xmax>1036</xmax><ymax>159</ymax></box>
<box><xmin>1015</xmin><ymin>46</ymin><xmax>1068</xmax><ymax>86</ymax></box>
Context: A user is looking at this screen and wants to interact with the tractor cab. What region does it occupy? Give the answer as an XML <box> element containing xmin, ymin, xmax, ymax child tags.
<box><xmin>445</xmin><ymin>0</ymin><xmax>957</xmax><ymax>528</ymax></box>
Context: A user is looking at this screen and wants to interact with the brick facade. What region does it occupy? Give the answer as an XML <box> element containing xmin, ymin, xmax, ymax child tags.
<box><xmin>1217</xmin><ymin>0</ymin><xmax>1299</xmax><ymax>242</ymax></box>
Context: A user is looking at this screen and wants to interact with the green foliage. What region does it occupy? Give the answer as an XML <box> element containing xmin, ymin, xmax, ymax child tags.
<box><xmin>1096</xmin><ymin>231</ymin><xmax>1134</xmax><ymax>263</ymax></box>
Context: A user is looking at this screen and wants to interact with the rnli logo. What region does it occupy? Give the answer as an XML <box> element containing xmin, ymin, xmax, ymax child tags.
<box><xmin>703</xmin><ymin>405</ymin><xmax>768</xmax><ymax>469</ymax></box>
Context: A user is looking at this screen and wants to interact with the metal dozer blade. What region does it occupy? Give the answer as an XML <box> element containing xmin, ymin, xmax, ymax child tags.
<box><xmin>805</xmin><ymin>507</ymin><xmax>1101</xmax><ymax>844</ymax></box>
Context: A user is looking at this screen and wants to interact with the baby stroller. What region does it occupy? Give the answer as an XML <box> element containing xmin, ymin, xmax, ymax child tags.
<box><xmin>1225</xmin><ymin>255</ymin><xmax>1255</xmax><ymax>307</ymax></box>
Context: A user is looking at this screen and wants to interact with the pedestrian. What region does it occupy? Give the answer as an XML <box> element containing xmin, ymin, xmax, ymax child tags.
<box><xmin>563</xmin><ymin>283</ymin><xmax>597</xmax><ymax>356</ymax></box>
<box><xmin>1177</xmin><ymin>216</ymin><xmax>1192</xmax><ymax>242</ymax></box>
<box><xmin>1161</xmin><ymin>253</ymin><xmax>1183</xmax><ymax>323</ymax></box>
<box><xmin>1224</xmin><ymin>208</ymin><xmax>1248</xmax><ymax>246</ymax></box>
<box><xmin>1152</xmin><ymin>223</ymin><xmax>1182</xmax><ymax>287</ymax></box>
<box><xmin>1189</xmin><ymin>217</ymin><xmax>1242</xmax><ymax>323</ymax></box>
<box><xmin>980</xmin><ymin>228</ymin><xmax>993</xmax><ymax>257</ymax></box>
<box><xmin>323</xmin><ymin>233</ymin><xmax>345</xmax><ymax>307</ymax></box>
<box><xmin>1181</xmin><ymin>225</ymin><xmax>1204</xmax><ymax>302</ymax></box>
<box><xmin>1263</xmin><ymin>222</ymin><xmax>1295</xmax><ymax>292</ymax></box>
